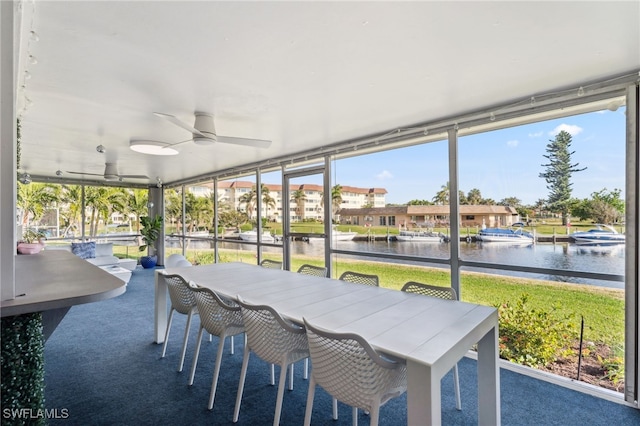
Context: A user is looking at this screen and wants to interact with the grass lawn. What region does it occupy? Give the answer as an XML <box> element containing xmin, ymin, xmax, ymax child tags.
<box><xmin>184</xmin><ymin>248</ymin><xmax>624</xmax><ymax>350</ymax></box>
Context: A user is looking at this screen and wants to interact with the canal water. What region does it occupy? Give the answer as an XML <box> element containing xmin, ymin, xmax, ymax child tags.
<box><xmin>167</xmin><ymin>238</ymin><xmax>626</xmax><ymax>289</ymax></box>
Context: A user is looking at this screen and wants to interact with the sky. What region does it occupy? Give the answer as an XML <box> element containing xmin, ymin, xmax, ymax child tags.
<box><xmin>332</xmin><ymin>106</ymin><xmax>627</xmax><ymax>206</ymax></box>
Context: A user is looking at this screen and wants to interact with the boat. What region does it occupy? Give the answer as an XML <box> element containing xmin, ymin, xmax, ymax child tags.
<box><xmin>570</xmin><ymin>224</ymin><xmax>625</xmax><ymax>245</ymax></box>
<box><xmin>239</xmin><ymin>230</ymin><xmax>275</xmax><ymax>243</ymax></box>
<box><xmin>476</xmin><ymin>227</ymin><xmax>534</xmax><ymax>243</ymax></box>
<box><xmin>333</xmin><ymin>229</ymin><xmax>357</xmax><ymax>241</ymax></box>
<box><xmin>396</xmin><ymin>230</ymin><xmax>444</xmax><ymax>242</ymax></box>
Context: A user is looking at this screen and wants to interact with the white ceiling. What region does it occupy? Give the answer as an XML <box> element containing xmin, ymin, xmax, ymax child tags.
<box><xmin>15</xmin><ymin>1</ymin><xmax>640</xmax><ymax>186</ymax></box>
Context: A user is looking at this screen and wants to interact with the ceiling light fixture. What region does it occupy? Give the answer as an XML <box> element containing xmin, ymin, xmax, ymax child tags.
<box><xmin>96</xmin><ymin>144</ymin><xmax>106</xmax><ymax>153</ymax></box>
<box><xmin>129</xmin><ymin>140</ymin><xmax>179</xmax><ymax>156</ymax></box>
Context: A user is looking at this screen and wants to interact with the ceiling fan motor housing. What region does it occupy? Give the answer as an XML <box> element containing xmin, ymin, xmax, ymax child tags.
<box><xmin>193</xmin><ymin>112</ymin><xmax>217</xmax><ymax>144</ymax></box>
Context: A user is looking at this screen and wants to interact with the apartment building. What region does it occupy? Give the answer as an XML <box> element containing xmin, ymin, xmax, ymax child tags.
<box><xmin>195</xmin><ymin>181</ymin><xmax>387</xmax><ymax>223</ymax></box>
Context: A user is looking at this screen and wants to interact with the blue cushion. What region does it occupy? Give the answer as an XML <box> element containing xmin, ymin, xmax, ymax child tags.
<box><xmin>71</xmin><ymin>242</ymin><xmax>96</xmax><ymax>259</ymax></box>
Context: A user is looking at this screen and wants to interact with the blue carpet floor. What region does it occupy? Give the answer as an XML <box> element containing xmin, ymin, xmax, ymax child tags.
<box><xmin>44</xmin><ymin>267</ymin><xmax>640</xmax><ymax>425</ymax></box>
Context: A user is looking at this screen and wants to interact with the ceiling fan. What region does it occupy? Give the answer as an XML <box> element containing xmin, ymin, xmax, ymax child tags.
<box><xmin>153</xmin><ymin>112</ymin><xmax>271</xmax><ymax>149</ymax></box>
<box><xmin>66</xmin><ymin>162</ymin><xmax>149</xmax><ymax>182</ymax></box>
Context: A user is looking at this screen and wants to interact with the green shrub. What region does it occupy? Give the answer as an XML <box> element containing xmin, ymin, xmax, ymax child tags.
<box><xmin>496</xmin><ymin>293</ymin><xmax>576</xmax><ymax>367</ymax></box>
<box><xmin>1</xmin><ymin>313</ymin><xmax>45</xmax><ymax>425</ymax></box>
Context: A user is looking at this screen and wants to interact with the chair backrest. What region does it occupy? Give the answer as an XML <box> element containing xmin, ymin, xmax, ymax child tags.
<box><xmin>303</xmin><ymin>318</ymin><xmax>407</xmax><ymax>412</ymax></box>
<box><xmin>296</xmin><ymin>264</ymin><xmax>328</xmax><ymax>277</ymax></box>
<box><xmin>236</xmin><ymin>297</ymin><xmax>308</xmax><ymax>365</ymax></box>
<box><xmin>401</xmin><ymin>281</ymin><xmax>457</xmax><ymax>300</ymax></box>
<box><xmin>191</xmin><ymin>286</ymin><xmax>244</xmax><ymax>337</ymax></box>
<box><xmin>166</xmin><ymin>253</ymin><xmax>188</xmax><ymax>267</ymax></box>
<box><xmin>161</xmin><ymin>273</ymin><xmax>197</xmax><ymax>314</ymax></box>
<box><xmin>338</xmin><ymin>271</ymin><xmax>379</xmax><ymax>287</ymax></box>
<box><xmin>260</xmin><ymin>259</ymin><xmax>283</xmax><ymax>269</ymax></box>
<box><xmin>174</xmin><ymin>259</ymin><xmax>193</xmax><ymax>267</ymax></box>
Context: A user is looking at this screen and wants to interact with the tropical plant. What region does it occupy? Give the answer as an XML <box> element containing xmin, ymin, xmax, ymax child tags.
<box><xmin>16</xmin><ymin>182</ymin><xmax>59</xmax><ymax>230</ymax></box>
<box><xmin>572</xmin><ymin>188</ymin><xmax>625</xmax><ymax>224</ymax></box>
<box><xmin>239</xmin><ymin>184</ymin><xmax>275</xmax><ymax>220</ymax></box>
<box><xmin>58</xmin><ymin>185</ymin><xmax>83</xmax><ymax>237</ymax></box>
<box><xmin>320</xmin><ymin>184</ymin><xmax>343</xmax><ymax>216</ymax></box>
<box><xmin>126</xmin><ymin>188</ymin><xmax>149</xmax><ymax>234</ymax></box>
<box><xmin>20</xmin><ymin>229</ymin><xmax>45</xmax><ymax>244</ymax></box>
<box><xmin>84</xmin><ymin>186</ymin><xmax>127</xmax><ymax>237</ymax></box>
<box><xmin>139</xmin><ymin>215</ymin><xmax>163</xmax><ymax>254</ymax></box>
<box><xmin>291</xmin><ymin>189</ymin><xmax>307</xmax><ymax>219</ymax></box>
<box><xmin>466</xmin><ymin>188</ymin><xmax>483</xmax><ymax>205</ymax></box>
<box><xmin>432</xmin><ymin>182</ymin><xmax>449</xmax><ymax>205</ymax></box>
<box><xmin>539</xmin><ymin>130</ymin><xmax>586</xmax><ymax>225</ymax></box>
<box><xmin>496</xmin><ymin>294</ymin><xmax>576</xmax><ymax>367</ymax></box>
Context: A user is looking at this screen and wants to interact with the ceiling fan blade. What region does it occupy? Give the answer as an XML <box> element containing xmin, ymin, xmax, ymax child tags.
<box><xmin>65</xmin><ymin>171</ymin><xmax>104</xmax><ymax>177</ymax></box>
<box><xmin>163</xmin><ymin>138</ymin><xmax>194</xmax><ymax>149</ymax></box>
<box><xmin>216</xmin><ymin>135</ymin><xmax>272</xmax><ymax>148</ymax></box>
<box><xmin>119</xmin><ymin>174</ymin><xmax>149</xmax><ymax>179</ymax></box>
<box><xmin>153</xmin><ymin>112</ymin><xmax>205</xmax><ymax>137</ymax></box>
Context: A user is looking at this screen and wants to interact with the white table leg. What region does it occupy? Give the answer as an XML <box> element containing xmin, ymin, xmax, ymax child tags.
<box><xmin>154</xmin><ymin>271</ymin><xmax>168</xmax><ymax>344</ymax></box>
<box><xmin>477</xmin><ymin>325</ymin><xmax>501</xmax><ymax>425</ymax></box>
<box><xmin>407</xmin><ymin>359</ymin><xmax>441</xmax><ymax>425</ymax></box>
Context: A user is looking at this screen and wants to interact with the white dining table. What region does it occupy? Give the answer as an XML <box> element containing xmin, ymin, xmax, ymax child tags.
<box><xmin>155</xmin><ymin>262</ymin><xmax>500</xmax><ymax>425</ymax></box>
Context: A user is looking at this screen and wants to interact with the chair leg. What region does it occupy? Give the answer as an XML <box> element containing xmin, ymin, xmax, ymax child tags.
<box><xmin>161</xmin><ymin>308</ymin><xmax>175</xmax><ymax>358</ymax></box>
<box><xmin>288</xmin><ymin>363</ymin><xmax>294</xmax><ymax>390</ymax></box>
<box><xmin>188</xmin><ymin>325</ymin><xmax>205</xmax><ymax>385</ymax></box>
<box><xmin>352</xmin><ymin>406</ymin><xmax>358</xmax><ymax>426</ymax></box>
<box><xmin>332</xmin><ymin>398</ymin><xmax>338</xmax><ymax>420</ymax></box>
<box><xmin>207</xmin><ymin>335</ymin><xmax>227</xmax><ymax>410</ymax></box>
<box><xmin>303</xmin><ymin>357</ymin><xmax>308</xmax><ymax>379</ymax></box>
<box><xmin>273</xmin><ymin>361</ymin><xmax>288</xmax><ymax>426</ymax></box>
<box><xmin>233</xmin><ymin>345</ymin><xmax>251</xmax><ymax>423</ymax></box>
<box><xmin>369</xmin><ymin>406</ymin><xmax>380</xmax><ymax>426</ymax></box>
<box><xmin>230</xmin><ymin>335</ymin><xmax>235</xmax><ymax>354</ymax></box>
<box><xmin>453</xmin><ymin>363</ymin><xmax>462</xmax><ymax>410</ymax></box>
<box><xmin>271</xmin><ymin>364</ymin><xmax>275</xmax><ymax>385</ymax></box>
<box><xmin>178</xmin><ymin>308</ymin><xmax>195</xmax><ymax>372</ymax></box>
<box><xmin>303</xmin><ymin>376</ymin><xmax>316</xmax><ymax>426</ymax></box>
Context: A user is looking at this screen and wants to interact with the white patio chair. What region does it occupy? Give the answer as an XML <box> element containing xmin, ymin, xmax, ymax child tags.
<box><xmin>296</xmin><ymin>264</ymin><xmax>327</xmax><ymax>277</ymax></box>
<box><xmin>338</xmin><ymin>270</ymin><xmax>379</xmax><ymax>287</ymax></box>
<box><xmin>260</xmin><ymin>259</ymin><xmax>283</xmax><ymax>269</ymax></box>
<box><xmin>188</xmin><ymin>285</ymin><xmax>245</xmax><ymax>410</ymax></box>
<box><xmin>401</xmin><ymin>281</ymin><xmax>462</xmax><ymax>410</ymax></box>
<box><xmin>160</xmin><ymin>272</ymin><xmax>197</xmax><ymax>372</ymax></box>
<box><xmin>166</xmin><ymin>253</ymin><xmax>189</xmax><ymax>267</ymax></box>
<box><xmin>303</xmin><ymin>318</ymin><xmax>407</xmax><ymax>426</ymax></box>
<box><xmin>233</xmin><ymin>297</ymin><xmax>309</xmax><ymax>425</ymax></box>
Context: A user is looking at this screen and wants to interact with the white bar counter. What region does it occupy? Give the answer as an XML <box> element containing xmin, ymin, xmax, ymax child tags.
<box><xmin>2</xmin><ymin>250</ymin><xmax>126</xmax><ymax>318</ymax></box>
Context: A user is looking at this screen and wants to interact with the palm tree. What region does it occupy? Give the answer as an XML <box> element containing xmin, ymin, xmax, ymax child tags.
<box><xmin>16</xmin><ymin>182</ymin><xmax>59</xmax><ymax>230</ymax></box>
<box><xmin>331</xmin><ymin>184</ymin><xmax>343</xmax><ymax>215</ymax></box>
<box><xmin>187</xmin><ymin>195</ymin><xmax>213</xmax><ymax>232</ymax></box>
<box><xmin>432</xmin><ymin>182</ymin><xmax>449</xmax><ymax>205</ymax></box>
<box><xmin>126</xmin><ymin>188</ymin><xmax>148</xmax><ymax>234</ymax></box>
<box><xmin>84</xmin><ymin>186</ymin><xmax>127</xmax><ymax>237</ymax></box>
<box><xmin>467</xmin><ymin>188</ymin><xmax>483</xmax><ymax>205</ymax></box>
<box><xmin>239</xmin><ymin>184</ymin><xmax>274</xmax><ymax>222</ymax></box>
<box><xmin>58</xmin><ymin>185</ymin><xmax>83</xmax><ymax>237</ymax></box>
<box><xmin>290</xmin><ymin>189</ymin><xmax>307</xmax><ymax>220</ymax></box>
<box><xmin>164</xmin><ymin>189</ymin><xmax>183</xmax><ymax>233</ymax></box>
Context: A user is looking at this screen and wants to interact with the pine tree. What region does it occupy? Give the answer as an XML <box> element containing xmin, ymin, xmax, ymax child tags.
<box><xmin>539</xmin><ymin>130</ymin><xmax>586</xmax><ymax>225</ymax></box>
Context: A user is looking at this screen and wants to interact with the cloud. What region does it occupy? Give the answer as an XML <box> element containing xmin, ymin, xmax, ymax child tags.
<box><xmin>549</xmin><ymin>124</ymin><xmax>583</xmax><ymax>137</ymax></box>
<box><xmin>376</xmin><ymin>170</ymin><xmax>393</xmax><ymax>180</ymax></box>
<box><xmin>506</xmin><ymin>139</ymin><xmax>519</xmax><ymax>147</ymax></box>
<box><xmin>528</xmin><ymin>131</ymin><xmax>543</xmax><ymax>138</ymax></box>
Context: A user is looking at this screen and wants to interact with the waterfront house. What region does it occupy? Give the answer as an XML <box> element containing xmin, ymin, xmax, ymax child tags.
<box><xmin>338</xmin><ymin>205</ymin><xmax>520</xmax><ymax>228</ymax></box>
